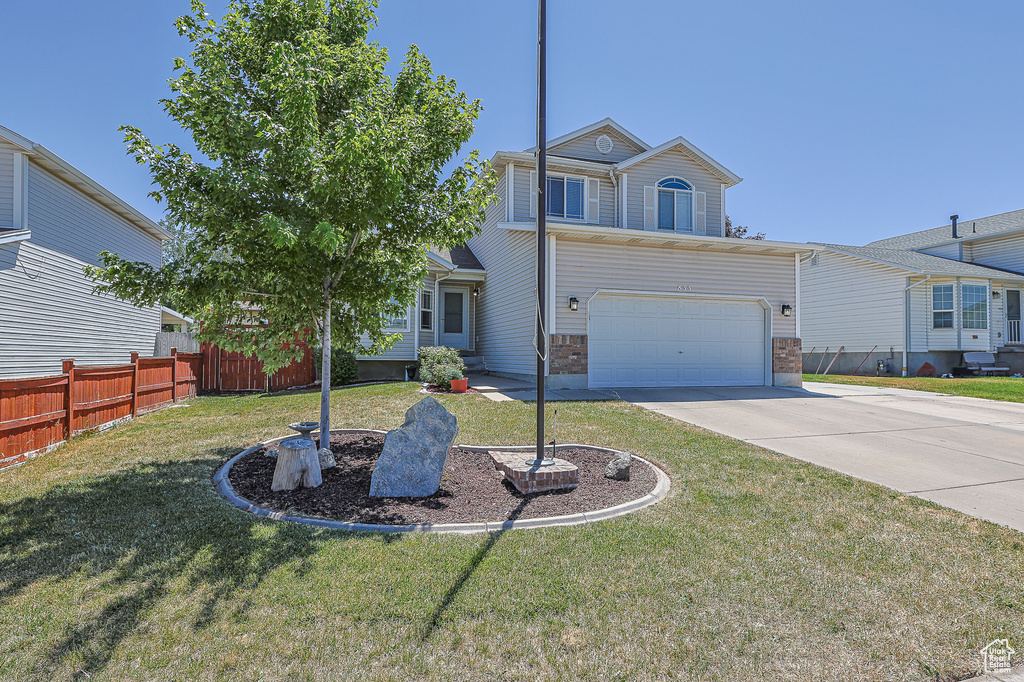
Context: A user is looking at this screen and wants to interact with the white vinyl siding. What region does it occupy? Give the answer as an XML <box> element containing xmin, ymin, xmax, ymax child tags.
<box><xmin>468</xmin><ymin>205</ymin><xmax>537</xmax><ymax>376</ymax></box>
<box><xmin>26</xmin><ymin>161</ymin><xmax>160</xmax><ymax>267</ymax></box>
<box><xmin>625</xmin><ymin>149</ymin><xmax>724</xmax><ymax>236</ymax></box>
<box><xmin>555</xmin><ymin>238</ymin><xmax>797</xmax><ymax>339</ymax></box>
<box><xmin>969</xmin><ymin>233</ymin><xmax>1024</xmax><ymax>274</ymax></box>
<box><xmin>0</xmin><ymin>144</ymin><xmax>14</xmax><ymax>228</ymax></box>
<box><xmin>548</xmin><ymin>127</ymin><xmax>646</xmax><ymax>164</ymax></box>
<box><xmin>799</xmin><ymin>251</ymin><xmax>907</xmax><ymax>353</ymax></box>
<box><xmin>0</xmin><ymin>241</ymin><xmax>161</xmax><ymax>378</ymax></box>
<box><xmin>920</xmin><ymin>243</ymin><xmax>961</xmax><ymax>260</ymax></box>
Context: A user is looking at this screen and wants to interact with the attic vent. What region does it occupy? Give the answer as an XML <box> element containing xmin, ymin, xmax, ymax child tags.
<box><xmin>595</xmin><ymin>134</ymin><xmax>614</xmax><ymax>155</ymax></box>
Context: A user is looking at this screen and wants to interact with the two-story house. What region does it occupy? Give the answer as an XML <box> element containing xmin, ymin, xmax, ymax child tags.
<box><xmin>0</xmin><ymin>125</ymin><xmax>169</xmax><ymax>378</ymax></box>
<box><xmin>800</xmin><ymin>209</ymin><xmax>1024</xmax><ymax>376</ymax></box>
<box><xmin>360</xmin><ymin>119</ymin><xmax>812</xmax><ymax>389</ymax></box>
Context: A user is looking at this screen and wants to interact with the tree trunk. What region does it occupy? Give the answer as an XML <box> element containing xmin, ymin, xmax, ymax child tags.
<box><xmin>271</xmin><ymin>438</ymin><xmax>322</xmax><ymax>491</ymax></box>
<box><xmin>320</xmin><ymin>293</ymin><xmax>331</xmax><ymax>451</ymax></box>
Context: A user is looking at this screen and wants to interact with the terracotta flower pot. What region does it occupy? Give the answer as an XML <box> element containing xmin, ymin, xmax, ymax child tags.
<box><xmin>450</xmin><ymin>378</ymin><xmax>468</xmax><ymax>393</ymax></box>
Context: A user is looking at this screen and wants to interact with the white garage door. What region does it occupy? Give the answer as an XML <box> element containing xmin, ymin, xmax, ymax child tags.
<box><xmin>588</xmin><ymin>294</ymin><xmax>767</xmax><ymax>388</ymax></box>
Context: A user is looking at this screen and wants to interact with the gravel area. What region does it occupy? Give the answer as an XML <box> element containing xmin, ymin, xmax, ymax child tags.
<box><xmin>227</xmin><ymin>431</ymin><xmax>658</xmax><ymax>525</ymax></box>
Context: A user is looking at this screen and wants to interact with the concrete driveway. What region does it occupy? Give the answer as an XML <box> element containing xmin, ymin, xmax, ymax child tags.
<box><xmin>615</xmin><ymin>382</ymin><xmax>1024</xmax><ymax>533</ymax></box>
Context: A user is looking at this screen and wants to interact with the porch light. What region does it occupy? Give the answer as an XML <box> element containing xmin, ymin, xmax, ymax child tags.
<box><xmin>473</xmin><ymin>287</ymin><xmax>479</xmax><ymax>297</ymax></box>
<box><xmin>781</xmin><ymin>304</ymin><xmax>793</xmax><ymax>317</ymax></box>
<box><xmin>993</xmin><ymin>291</ymin><xmax>1001</xmax><ymax>299</ymax></box>
<box><xmin>568</xmin><ymin>296</ymin><xmax>579</xmax><ymax>311</ymax></box>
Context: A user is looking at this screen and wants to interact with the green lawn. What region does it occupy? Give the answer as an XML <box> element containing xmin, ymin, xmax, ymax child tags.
<box><xmin>2</xmin><ymin>383</ymin><xmax>1023</xmax><ymax>681</ymax></box>
<box><xmin>804</xmin><ymin>373</ymin><xmax>1024</xmax><ymax>403</ymax></box>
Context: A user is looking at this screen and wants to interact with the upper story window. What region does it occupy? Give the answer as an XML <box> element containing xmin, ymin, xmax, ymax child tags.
<box><xmin>657</xmin><ymin>177</ymin><xmax>693</xmax><ymax>232</ymax></box>
<box><xmin>932</xmin><ymin>284</ymin><xmax>954</xmax><ymax>328</ymax></box>
<box><xmin>546</xmin><ymin>175</ymin><xmax>585</xmax><ymax>220</ymax></box>
<box><xmin>962</xmin><ymin>284</ymin><xmax>988</xmax><ymax>329</ymax></box>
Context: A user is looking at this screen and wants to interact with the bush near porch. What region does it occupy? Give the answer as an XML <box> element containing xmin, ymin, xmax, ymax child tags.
<box><xmin>1</xmin><ymin>383</ymin><xmax>1023</xmax><ymax>680</ymax></box>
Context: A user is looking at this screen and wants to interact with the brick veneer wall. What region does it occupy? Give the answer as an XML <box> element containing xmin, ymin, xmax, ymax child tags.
<box><xmin>549</xmin><ymin>334</ymin><xmax>588</xmax><ymax>375</ymax></box>
<box><xmin>772</xmin><ymin>338</ymin><xmax>802</xmax><ymax>374</ymax></box>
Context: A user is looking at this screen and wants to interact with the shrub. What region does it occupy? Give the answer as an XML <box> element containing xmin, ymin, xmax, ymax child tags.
<box><xmin>314</xmin><ymin>348</ymin><xmax>359</xmax><ymax>386</ymax></box>
<box><xmin>418</xmin><ymin>346</ymin><xmax>465</xmax><ymax>390</ymax></box>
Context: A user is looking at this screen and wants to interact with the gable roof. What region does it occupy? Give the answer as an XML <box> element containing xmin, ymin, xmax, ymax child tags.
<box><xmin>0</xmin><ymin>124</ymin><xmax>169</xmax><ymax>242</ymax></box>
<box><xmin>813</xmin><ymin>243</ymin><xmax>1024</xmax><ymax>280</ymax></box>
<box><xmin>615</xmin><ymin>136</ymin><xmax>743</xmax><ymax>187</ymax></box>
<box><xmin>428</xmin><ymin>240</ymin><xmax>483</xmax><ymax>270</ymax></box>
<box><xmin>523</xmin><ymin>117</ymin><xmax>651</xmax><ymax>154</ymax></box>
<box><xmin>866</xmin><ymin>208</ymin><xmax>1024</xmax><ymax>251</ymax></box>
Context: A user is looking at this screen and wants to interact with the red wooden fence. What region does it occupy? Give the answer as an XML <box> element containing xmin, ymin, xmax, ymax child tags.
<box><xmin>200</xmin><ymin>342</ymin><xmax>315</xmax><ymax>393</ymax></box>
<box><xmin>0</xmin><ymin>343</ymin><xmax>312</xmax><ymax>470</ymax></box>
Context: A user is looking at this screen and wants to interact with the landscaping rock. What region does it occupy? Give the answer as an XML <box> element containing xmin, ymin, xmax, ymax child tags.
<box><xmin>318</xmin><ymin>448</ymin><xmax>336</xmax><ymax>470</ymax></box>
<box><xmin>369</xmin><ymin>397</ymin><xmax>458</xmax><ymax>498</ymax></box>
<box><xmin>604</xmin><ymin>451</ymin><xmax>632</xmax><ymax>481</ymax></box>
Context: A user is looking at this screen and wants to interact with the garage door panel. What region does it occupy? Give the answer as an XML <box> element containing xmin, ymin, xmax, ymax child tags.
<box><xmin>589</xmin><ymin>294</ymin><xmax>766</xmax><ymax>388</ymax></box>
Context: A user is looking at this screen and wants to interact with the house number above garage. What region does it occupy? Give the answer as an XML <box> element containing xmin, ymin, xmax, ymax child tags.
<box><xmin>676</xmin><ymin>285</ymin><xmax>693</xmax><ymax>291</ymax></box>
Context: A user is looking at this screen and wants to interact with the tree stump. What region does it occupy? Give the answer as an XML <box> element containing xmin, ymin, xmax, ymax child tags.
<box><xmin>271</xmin><ymin>438</ymin><xmax>322</xmax><ymax>491</ymax></box>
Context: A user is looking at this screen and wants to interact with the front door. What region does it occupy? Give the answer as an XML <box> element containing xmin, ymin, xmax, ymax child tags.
<box><xmin>439</xmin><ymin>286</ymin><xmax>469</xmax><ymax>349</ymax></box>
<box><xmin>1007</xmin><ymin>289</ymin><xmax>1022</xmax><ymax>344</ymax></box>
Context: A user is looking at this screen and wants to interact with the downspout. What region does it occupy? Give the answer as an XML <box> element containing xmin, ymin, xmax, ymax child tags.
<box><xmin>903</xmin><ymin>275</ymin><xmax>931</xmax><ymax>376</ymax></box>
<box><xmin>434</xmin><ymin>268</ymin><xmax>455</xmax><ymax>347</ymax></box>
<box><xmin>608</xmin><ymin>168</ymin><xmax>619</xmax><ymax>228</ymax></box>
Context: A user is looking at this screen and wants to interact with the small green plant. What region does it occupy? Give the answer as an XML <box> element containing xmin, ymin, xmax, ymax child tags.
<box><xmin>418</xmin><ymin>346</ymin><xmax>465</xmax><ymax>390</ymax></box>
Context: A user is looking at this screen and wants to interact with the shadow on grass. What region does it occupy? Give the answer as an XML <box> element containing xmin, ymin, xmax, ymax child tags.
<box><xmin>0</xmin><ymin>449</ymin><xmax>338</xmax><ymax>679</ymax></box>
<box><xmin>420</xmin><ymin>495</ymin><xmax>531</xmax><ymax>641</ymax></box>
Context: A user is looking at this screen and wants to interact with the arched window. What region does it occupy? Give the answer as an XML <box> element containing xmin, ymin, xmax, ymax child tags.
<box><xmin>657</xmin><ymin>177</ymin><xmax>693</xmax><ymax>232</ymax></box>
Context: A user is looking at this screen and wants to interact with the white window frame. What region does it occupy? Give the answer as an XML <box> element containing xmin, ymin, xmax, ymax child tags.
<box><xmin>384</xmin><ymin>298</ymin><xmax>411</xmax><ymax>332</ymax></box>
<box><xmin>932</xmin><ymin>283</ymin><xmax>954</xmax><ymax>329</ymax></box>
<box><xmin>656</xmin><ymin>176</ymin><xmax>695</xmax><ymax>233</ymax></box>
<box><xmin>420</xmin><ymin>289</ymin><xmax>433</xmax><ymax>332</ymax></box>
<box><xmin>545</xmin><ymin>173</ymin><xmax>588</xmax><ymax>222</ymax></box>
<box><xmin>961</xmin><ymin>283</ymin><xmax>988</xmax><ymax>330</ymax></box>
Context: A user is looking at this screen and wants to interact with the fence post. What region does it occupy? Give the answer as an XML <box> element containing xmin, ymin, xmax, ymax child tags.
<box><xmin>130</xmin><ymin>351</ymin><xmax>139</xmax><ymax>418</ymax></box>
<box><xmin>61</xmin><ymin>359</ymin><xmax>75</xmax><ymax>441</ymax></box>
<box><xmin>170</xmin><ymin>347</ymin><xmax>178</xmax><ymax>402</ymax></box>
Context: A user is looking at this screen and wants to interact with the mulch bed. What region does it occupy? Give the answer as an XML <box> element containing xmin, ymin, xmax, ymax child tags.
<box><xmin>424</xmin><ymin>385</ymin><xmax>480</xmax><ymax>394</ymax></box>
<box><xmin>228</xmin><ymin>431</ymin><xmax>658</xmax><ymax>525</ymax></box>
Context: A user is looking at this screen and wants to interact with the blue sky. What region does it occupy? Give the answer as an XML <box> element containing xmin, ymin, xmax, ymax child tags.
<box><xmin>2</xmin><ymin>1</ymin><xmax>1023</xmax><ymax>244</ymax></box>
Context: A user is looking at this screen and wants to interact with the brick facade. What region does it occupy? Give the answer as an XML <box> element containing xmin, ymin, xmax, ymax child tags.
<box><xmin>549</xmin><ymin>334</ymin><xmax>588</xmax><ymax>375</ymax></box>
<box><xmin>772</xmin><ymin>337</ymin><xmax>802</xmax><ymax>375</ymax></box>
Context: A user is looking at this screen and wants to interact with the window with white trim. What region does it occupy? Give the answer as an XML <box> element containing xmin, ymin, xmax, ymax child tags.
<box><xmin>657</xmin><ymin>177</ymin><xmax>693</xmax><ymax>232</ymax></box>
<box><xmin>962</xmin><ymin>284</ymin><xmax>988</xmax><ymax>329</ymax></box>
<box><xmin>546</xmin><ymin>175</ymin><xmax>585</xmax><ymax>220</ymax></box>
<box><xmin>384</xmin><ymin>298</ymin><xmax>409</xmax><ymax>332</ymax></box>
<box><xmin>420</xmin><ymin>290</ymin><xmax>433</xmax><ymax>331</ymax></box>
<box><xmin>932</xmin><ymin>284</ymin><xmax>954</xmax><ymax>328</ymax></box>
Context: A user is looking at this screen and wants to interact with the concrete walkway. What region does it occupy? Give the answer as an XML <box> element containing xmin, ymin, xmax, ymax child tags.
<box><xmin>473</xmin><ymin>376</ymin><xmax>616</xmax><ymax>402</ymax></box>
<box><xmin>615</xmin><ymin>382</ymin><xmax>1024</xmax><ymax>533</ymax></box>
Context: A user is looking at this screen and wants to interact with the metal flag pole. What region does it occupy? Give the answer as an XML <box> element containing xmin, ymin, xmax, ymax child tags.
<box><xmin>528</xmin><ymin>0</ymin><xmax>553</xmax><ymax>467</ymax></box>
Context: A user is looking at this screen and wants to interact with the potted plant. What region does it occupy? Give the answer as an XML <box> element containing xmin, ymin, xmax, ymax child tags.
<box><xmin>449</xmin><ymin>369</ymin><xmax>468</xmax><ymax>393</ymax></box>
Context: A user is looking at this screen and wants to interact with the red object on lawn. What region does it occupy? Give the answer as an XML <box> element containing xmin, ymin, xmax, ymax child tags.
<box><xmin>450</xmin><ymin>378</ymin><xmax>468</xmax><ymax>393</ymax></box>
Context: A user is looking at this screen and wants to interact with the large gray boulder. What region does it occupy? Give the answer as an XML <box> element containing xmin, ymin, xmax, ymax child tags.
<box><xmin>369</xmin><ymin>397</ymin><xmax>458</xmax><ymax>498</ymax></box>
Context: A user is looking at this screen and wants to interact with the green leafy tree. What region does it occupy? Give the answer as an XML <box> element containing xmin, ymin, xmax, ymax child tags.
<box><xmin>724</xmin><ymin>215</ymin><xmax>765</xmax><ymax>240</ymax></box>
<box><xmin>87</xmin><ymin>0</ymin><xmax>495</xmax><ymax>449</ymax></box>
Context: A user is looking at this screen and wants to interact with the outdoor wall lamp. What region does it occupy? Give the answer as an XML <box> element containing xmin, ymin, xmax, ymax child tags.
<box><xmin>473</xmin><ymin>287</ymin><xmax>479</xmax><ymax>297</ymax></box>
<box><xmin>993</xmin><ymin>291</ymin><xmax>1002</xmax><ymax>299</ymax></box>
<box><xmin>781</xmin><ymin>304</ymin><xmax>793</xmax><ymax>317</ymax></box>
<box><xmin>568</xmin><ymin>296</ymin><xmax>579</xmax><ymax>311</ymax></box>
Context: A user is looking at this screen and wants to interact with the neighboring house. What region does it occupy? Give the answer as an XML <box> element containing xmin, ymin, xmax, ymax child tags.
<box><xmin>0</xmin><ymin>125</ymin><xmax>168</xmax><ymax>378</ymax></box>
<box><xmin>361</xmin><ymin>118</ymin><xmax>812</xmax><ymax>389</ymax></box>
<box><xmin>801</xmin><ymin>210</ymin><xmax>1024</xmax><ymax>376</ymax></box>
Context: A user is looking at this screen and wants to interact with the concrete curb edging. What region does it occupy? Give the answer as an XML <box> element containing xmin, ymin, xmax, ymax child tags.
<box><xmin>213</xmin><ymin>431</ymin><xmax>671</xmax><ymax>534</ymax></box>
